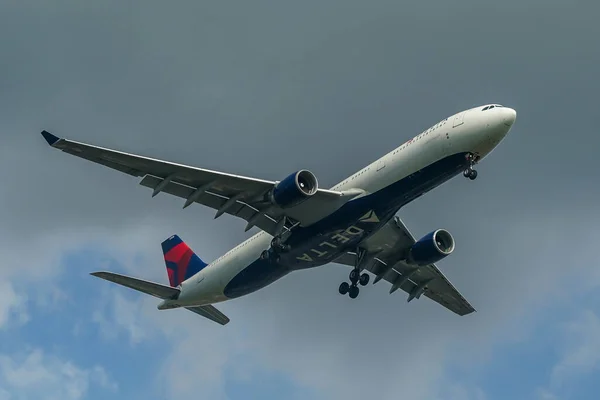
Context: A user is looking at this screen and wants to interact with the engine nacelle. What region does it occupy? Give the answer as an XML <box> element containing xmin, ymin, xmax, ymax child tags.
<box><xmin>407</xmin><ymin>229</ymin><xmax>455</xmax><ymax>265</ymax></box>
<box><xmin>270</xmin><ymin>170</ymin><xmax>319</xmax><ymax>208</ymax></box>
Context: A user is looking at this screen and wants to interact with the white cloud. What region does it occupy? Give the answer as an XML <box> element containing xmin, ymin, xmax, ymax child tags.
<box><xmin>534</xmin><ymin>309</ymin><xmax>600</xmax><ymax>399</ymax></box>
<box><xmin>536</xmin><ymin>388</ymin><xmax>560</xmax><ymax>400</ymax></box>
<box><xmin>157</xmin><ymin>332</ymin><xmax>231</xmax><ymax>400</ymax></box>
<box><xmin>0</xmin><ymin>280</ymin><xmax>29</xmax><ymax>329</ymax></box>
<box><xmin>439</xmin><ymin>383</ymin><xmax>487</xmax><ymax>400</ymax></box>
<box><xmin>92</xmin><ymin>289</ymin><xmax>155</xmax><ymax>345</ymax></box>
<box><xmin>0</xmin><ymin>348</ymin><xmax>117</xmax><ymax>400</ymax></box>
<box><xmin>552</xmin><ymin>310</ymin><xmax>600</xmax><ymax>384</ymax></box>
<box><xmin>0</xmin><ymin>200</ymin><xmax>593</xmax><ymax>400</ymax></box>
<box><xmin>75</xmin><ymin>212</ymin><xmax>600</xmax><ymax>400</ymax></box>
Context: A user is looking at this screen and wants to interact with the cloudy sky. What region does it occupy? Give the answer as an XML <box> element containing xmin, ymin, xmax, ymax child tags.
<box><xmin>1</xmin><ymin>1</ymin><xmax>599</xmax><ymax>399</ymax></box>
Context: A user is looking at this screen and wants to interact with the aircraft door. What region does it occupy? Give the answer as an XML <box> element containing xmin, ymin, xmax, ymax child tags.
<box><xmin>452</xmin><ymin>112</ymin><xmax>465</xmax><ymax>128</ymax></box>
<box><xmin>376</xmin><ymin>158</ymin><xmax>386</xmax><ymax>171</ymax></box>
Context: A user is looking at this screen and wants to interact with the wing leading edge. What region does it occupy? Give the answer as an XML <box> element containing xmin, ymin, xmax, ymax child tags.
<box><xmin>334</xmin><ymin>216</ymin><xmax>475</xmax><ymax>316</ymax></box>
<box><xmin>41</xmin><ymin>131</ymin><xmax>362</xmax><ymax>236</ymax></box>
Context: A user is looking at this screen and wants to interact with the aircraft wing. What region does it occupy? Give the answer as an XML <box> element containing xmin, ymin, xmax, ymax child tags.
<box><xmin>41</xmin><ymin>131</ymin><xmax>362</xmax><ymax>236</ymax></box>
<box><xmin>334</xmin><ymin>216</ymin><xmax>475</xmax><ymax>316</ymax></box>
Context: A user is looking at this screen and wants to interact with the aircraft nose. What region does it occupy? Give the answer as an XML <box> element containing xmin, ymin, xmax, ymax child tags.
<box><xmin>502</xmin><ymin>107</ymin><xmax>517</xmax><ymax>126</ymax></box>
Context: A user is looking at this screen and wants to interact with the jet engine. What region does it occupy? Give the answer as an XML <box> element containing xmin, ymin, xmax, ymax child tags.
<box><xmin>407</xmin><ymin>229</ymin><xmax>455</xmax><ymax>265</ymax></box>
<box><xmin>270</xmin><ymin>170</ymin><xmax>319</xmax><ymax>208</ymax></box>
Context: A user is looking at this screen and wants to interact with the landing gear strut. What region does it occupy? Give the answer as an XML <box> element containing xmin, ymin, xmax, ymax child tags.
<box><xmin>463</xmin><ymin>153</ymin><xmax>478</xmax><ymax>180</ymax></box>
<box><xmin>339</xmin><ymin>248</ymin><xmax>370</xmax><ymax>299</ymax></box>
<box><xmin>271</xmin><ymin>236</ymin><xmax>291</xmax><ymax>253</ymax></box>
<box><xmin>260</xmin><ymin>230</ymin><xmax>292</xmax><ymax>264</ymax></box>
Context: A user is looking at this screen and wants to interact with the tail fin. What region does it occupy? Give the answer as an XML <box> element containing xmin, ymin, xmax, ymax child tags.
<box><xmin>161</xmin><ymin>235</ymin><xmax>208</xmax><ymax>287</ymax></box>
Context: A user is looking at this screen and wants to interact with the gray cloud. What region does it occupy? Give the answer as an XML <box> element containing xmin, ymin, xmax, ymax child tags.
<box><xmin>1</xmin><ymin>0</ymin><xmax>600</xmax><ymax>399</ymax></box>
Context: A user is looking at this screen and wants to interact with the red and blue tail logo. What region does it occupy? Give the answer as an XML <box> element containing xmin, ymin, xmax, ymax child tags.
<box><xmin>161</xmin><ymin>235</ymin><xmax>208</xmax><ymax>287</ymax></box>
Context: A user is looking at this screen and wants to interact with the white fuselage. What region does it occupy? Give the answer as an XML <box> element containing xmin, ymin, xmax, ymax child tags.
<box><xmin>162</xmin><ymin>104</ymin><xmax>516</xmax><ymax>309</ymax></box>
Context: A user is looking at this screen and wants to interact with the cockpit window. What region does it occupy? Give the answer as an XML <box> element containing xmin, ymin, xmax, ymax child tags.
<box><xmin>482</xmin><ymin>104</ymin><xmax>504</xmax><ymax>111</ymax></box>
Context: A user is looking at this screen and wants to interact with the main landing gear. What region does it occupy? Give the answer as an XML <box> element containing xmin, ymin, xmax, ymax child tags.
<box><xmin>463</xmin><ymin>153</ymin><xmax>478</xmax><ymax>180</ymax></box>
<box><xmin>260</xmin><ymin>236</ymin><xmax>291</xmax><ymax>264</ymax></box>
<box><xmin>339</xmin><ymin>248</ymin><xmax>370</xmax><ymax>299</ymax></box>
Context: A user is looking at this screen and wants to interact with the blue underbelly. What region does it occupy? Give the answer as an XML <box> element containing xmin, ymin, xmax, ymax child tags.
<box><xmin>222</xmin><ymin>257</ymin><xmax>291</xmax><ymax>299</ymax></box>
<box><xmin>223</xmin><ymin>152</ymin><xmax>469</xmax><ymax>299</ymax></box>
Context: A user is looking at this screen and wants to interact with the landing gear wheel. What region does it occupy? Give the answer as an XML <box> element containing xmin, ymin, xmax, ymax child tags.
<box><xmin>261</xmin><ymin>249</ymin><xmax>280</xmax><ymax>263</ymax></box>
<box><xmin>271</xmin><ymin>237</ymin><xmax>281</xmax><ymax>248</ymax></box>
<box><xmin>348</xmin><ymin>285</ymin><xmax>359</xmax><ymax>299</ymax></box>
<box><xmin>463</xmin><ymin>153</ymin><xmax>478</xmax><ymax>180</ymax></box>
<box><xmin>339</xmin><ymin>282</ymin><xmax>350</xmax><ymax>295</ymax></box>
<box><xmin>464</xmin><ymin>168</ymin><xmax>478</xmax><ymax>180</ymax></box>
<box><xmin>349</xmin><ymin>269</ymin><xmax>359</xmax><ymax>283</ymax></box>
<box><xmin>359</xmin><ymin>273</ymin><xmax>370</xmax><ymax>286</ymax></box>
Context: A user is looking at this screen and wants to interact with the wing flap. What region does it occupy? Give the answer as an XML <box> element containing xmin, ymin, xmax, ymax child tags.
<box><xmin>334</xmin><ymin>216</ymin><xmax>476</xmax><ymax>316</ymax></box>
<box><xmin>185</xmin><ymin>305</ymin><xmax>230</xmax><ymax>325</ymax></box>
<box><xmin>362</xmin><ymin>254</ymin><xmax>475</xmax><ymax>316</ymax></box>
<box><xmin>90</xmin><ymin>271</ymin><xmax>180</xmax><ymax>300</ymax></box>
<box><xmin>139</xmin><ymin>174</ymin><xmax>283</xmax><ymax>235</ymax></box>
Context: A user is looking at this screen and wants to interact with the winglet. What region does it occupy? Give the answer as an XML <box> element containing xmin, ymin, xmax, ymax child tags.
<box><xmin>41</xmin><ymin>130</ymin><xmax>60</xmax><ymax>146</ymax></box>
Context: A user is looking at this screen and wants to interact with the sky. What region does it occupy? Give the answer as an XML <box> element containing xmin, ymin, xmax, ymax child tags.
<box><xmin>0</xmin><ymin>0</ymin><xmax>599</xmax><ymax>399</ymax></box>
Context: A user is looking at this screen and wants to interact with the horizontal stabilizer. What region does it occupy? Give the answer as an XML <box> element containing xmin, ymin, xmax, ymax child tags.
<box><xmin>185</xmin><ymin>305</ymin><xmax>230</xmax><ymax>325</ymax></box>
<box><xmin>90</xmin><ymin>271</ymin><xmax>180</xmax><ymax>300</ymax></box>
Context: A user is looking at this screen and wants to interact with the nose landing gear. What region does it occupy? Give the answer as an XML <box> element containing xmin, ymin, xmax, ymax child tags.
<box><xmin>463</xmin><ymin>153</ymin><xmax>478</xmax><ymax>180</ymax></box>
<box><xmin>463</xmin><ymin>168</ymin><xmax>478</xmax><ymax>180</ymax></box>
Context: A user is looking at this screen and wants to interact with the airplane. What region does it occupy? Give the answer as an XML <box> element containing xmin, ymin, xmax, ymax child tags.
<box><xmin>40</xmin><ymin>103</ymin><xmax>516</xmax><ymax>325</ymax></box>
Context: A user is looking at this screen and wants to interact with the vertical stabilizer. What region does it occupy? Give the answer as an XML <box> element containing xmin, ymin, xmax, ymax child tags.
<box><xmin>161</xmin><ymin>235</ymin><xmax>208</xmax><ymax>287</ymax></box>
